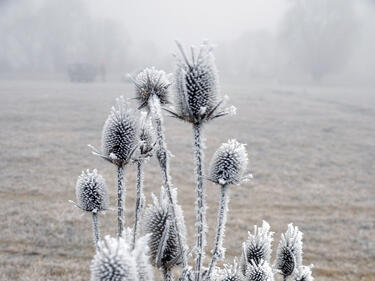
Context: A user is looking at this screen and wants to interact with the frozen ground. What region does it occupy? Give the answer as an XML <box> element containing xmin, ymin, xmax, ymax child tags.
<box><xmin>0</xmin><ymin>78</ymin><xmax>374</xmax><ymax>280</ymax></box>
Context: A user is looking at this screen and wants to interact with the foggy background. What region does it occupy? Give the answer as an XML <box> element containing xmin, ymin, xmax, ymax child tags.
<box><xmin>0</xmin><ymin>0</ymin><xmax>374</xmax><ymax>85</ymax></box>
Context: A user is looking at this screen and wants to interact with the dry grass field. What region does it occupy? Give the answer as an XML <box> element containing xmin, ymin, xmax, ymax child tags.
<box><xmin>0</xmin><ymin>78</ymin><xmax>374</xmax><ymax>280</ymax></box>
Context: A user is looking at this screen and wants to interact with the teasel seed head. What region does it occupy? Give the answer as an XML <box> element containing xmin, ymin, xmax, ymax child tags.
<box><xmin>90</xmin><ymin>235</ymin><xmax>137</xmax><ymax>281</ymax></box>
<box><xmin>245</xmin><ymin>260</ymin><xmax>274</xmax><ymax>281</ymax></box>
<box><xmin>75</xmin><ymin>169</ymin><xmax>109</xmax><ymax>213</ymax></box>
<box><xmin>274</xmin><ymin>224</ymin><xmax>303</xmax><ymax>278</ymax></box>
<box><xmin>130</xmin><ymin>67</ymin><xmax>172</xmax><ymax>110</ymax></box>
<box><xmin>169</xmin><ymin>41</ymin><xmax>233</xmax><ymax>125</ymax></box>
<box><xmin>137</xmin><ymin>111</ymin><xmax>156</xmax><ymax>160</ymax></box>
<box><xmin>142</xmin><ymin>187</ymin><xmax>185</xmax><ymax>271</ymax></box>
<box><xmin>208</xmin><ymin>139</ymin><xmax>249</xmax><ymax>185</ymax></box>
<box><xmin>215</xmin><ymin>260</ymin><xmax>244</xmax><ymax>281</ymax></box>
<box><xmin>101</xmin><ymin>96</ymin><xmax>139</xmax><ymax>166</ymax></box>
<box><xmin>241</xmin><ymin>221</ymin><xmax>274</xmax><ymax>275</ymax></box>
<box><xmin>291</xmin><ymin>265</ymin><xmax>314</xmax><ymax>281</ymax></box>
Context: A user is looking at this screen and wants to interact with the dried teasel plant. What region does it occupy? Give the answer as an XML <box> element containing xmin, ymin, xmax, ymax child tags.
<box><xmin>71</xmin><ymin>169</ymin><xmax>109</xmax><ymax>249</ymax></box>
<box><xmin>71</xmin><ymin>40</ymin><xmax>315</xmax><ymax>281</ymax></box>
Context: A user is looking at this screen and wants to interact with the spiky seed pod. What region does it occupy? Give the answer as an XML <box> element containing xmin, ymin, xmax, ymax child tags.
<box><xmin>275</xmin><ymin>224</ymin><xmax>303</xmax><ymax>278</ymax></box>
<box><xmin>209</xmin><ymin>139</ymin><xmax>249</xmax><ymax>185</ymax></box>
<box><xmin>134</xmin><ymin>234</ymin><xmax>155</xmax><ymax>281</ymax></box>
<box><xmin>172</xmin><ymin>41</ymin><xmax>226</xmax><ymax>125</ymax></box>
<box><xmin>131</xmin><ymin>67</ymin><xmax>171</xmax><ymax>110</ymax></box>
<box><xmin>241</xmin><ymin>221</ymin><xmax>274</xmax><ymax>274</ymax></box>
<box><xmin>215</xmin><ymin>261</ymin><xmax>244</xmax><ymax>281</ymax></box>
<box><xmin>142</xmin><ymin>188</ymin><xmax>184</xmax><ymax>270</ymax></box>
<box><xmin>138</xmin><ymin>112</ymin><xmax>156</xmax><ymax>158</ymax></box>
<box><xmin>75</xmin><ymin>169</ymin><xmax>109</xmax><ymax>212</ymax></box>
<box><xmin>90</xmin><ymin>235</ymin><xmax>137</xmax><ymax>281</ymax></box>
<box><xmin>101</xmin><ymin>96</ymin><xmax>138</xmax><ymax>166</ymax></box>
<box><xmin>245</xmin><ymin>260</ymin><xmax>274</xmax><ymax>281</ymax></box>
<box><xmin>291</xmin><ymin>265</ymin><xmax>314</xmax><ymax>281</ymax></box>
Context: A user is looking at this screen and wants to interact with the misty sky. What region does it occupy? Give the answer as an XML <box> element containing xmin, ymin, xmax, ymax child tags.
<box><xmin>88</xmin><ymin>0</ymin><xmax>288</xmax><ymax>50</ymax></box>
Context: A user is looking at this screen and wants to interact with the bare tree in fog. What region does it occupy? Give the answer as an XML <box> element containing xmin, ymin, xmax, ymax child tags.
<box><xmin>279</xmin><ymin>0</ymin><xmax>358</xmax><ymax>81</ymax></box>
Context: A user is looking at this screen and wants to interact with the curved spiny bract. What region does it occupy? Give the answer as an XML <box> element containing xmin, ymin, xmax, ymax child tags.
<box><xmin>214</xmin><ymin>261</ymin><xmax>244</xmax><ymax>281</ymax></box>
<box><xmin>290</xmin><ymin>265</ymin><xmax>314</xmax><ymax>281</ymax></box>
<box><xmin>134</xmin><ymin>234</ymin><xmax>155</xmax><ymax>281</ymax></box>
<box><xmin>142</xmin><ymin>188</ymin><xmax>184</xmax><ymax>271</ymax></box>
<box><xmin>138</xmin><ymin>112</ymin><xmax>156</xmax><ymax>159</ymax></box>
<box><xmin>173</xmin><ymin>41</ymin><xmax>223</xmax><ymax>125</ymax></box>
<box><xmin>90</xmin><ymin>235</ymin><xmax>137</xmax><ymax>281</ymax></box>
<box><xmin>274</xmin><ymin>224</ymin><xmax>303</xmax><ymax>278</ymax></box>
<box><xmin>101</xmin><ymin>96</ymin><xmax>139</xmax><ymax>166</ymax></box>
<box><xmin>245</xmin><ymin>260</ymin><xmax>274</xmax><ymax>281</ymax></box>
<box><xmin>208</xmin><ymin>139</ymin><xmax>249</xmax><ymax>186</ymax></box>
<box><xmin>131</xmin><ymin>67</ymin><xmax>172</xmax><ymax>110</ymax></box>
<box><xmin>240</xmin><ymin>221</ymin><xmax>274</xmax><ymax>275</ymax></box>
<box><xmin>75</xmin><ymin>169</ymin><xmax>109</xmax><ymax>213</ymax></box>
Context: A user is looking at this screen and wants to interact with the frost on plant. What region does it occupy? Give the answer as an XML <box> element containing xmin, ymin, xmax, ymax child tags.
<box><xmin>241</xmin><ymin>221</ymin><xmax>273</xmax><ymax>274</ymax></box>
<box><xmin>133</xmin><ymin>234</ymin><xmax>155</xmax><ymax>281</ymax></box>
<box><xmin>138</xmin><ymin>111</ymin><xmax>156</xmax><ymax>159</ymax></box>
<box><xmin>142</xmin><ymin>187</ymin><xmax>185</xmax><ymax>271</ymax></box>
<box><xmin>209</xmin><ymin>139</ymin><xmax>249</xmax><ymax>185</ymax></box>
<box><xmin>99</xmin><ymin>96</ymin><xmax>139</xmax><ymax>166</ymax></box>
<box><xmin>90</xmin><ymin>235</ymin><xmax>138</xmax><ymax>281</ymax></box>
<box><xmin>214</xmin><ymin>260</ymin><xmax>243</xmax><ymax>281</ymax></box>
<box><xmin>75</xmin><ymin>169</ymin><xmax>109</xmax><ymax>213</ymax></box>
<box><xmin>275</xmin><ymin>224</ymin><xmax>303</xmax><ymax>278</ymax></box>
<box><xmin>245</xmin><ymin>260</ymin><xmax>274</xmax><ymax>281</ymax></box>
<box><xmin>290</xmin><ymin>265</ymin><xmax>314</xmax><ymax>281</ymax></box>
<box><xmin>131</xmin><ymin>67</ymin><xmax>172</xmax><ymax>110</ymax></box>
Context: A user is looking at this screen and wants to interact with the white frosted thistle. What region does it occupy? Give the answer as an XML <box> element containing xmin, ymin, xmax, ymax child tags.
<box><xmin>275</xmin><ymin>224</ymin><xmax>303</xmax><ymax>279</ymax></box>
<box><xmin>142</xmin><ymin>187</ymin><xmax>186</xmax><ymax>271</ymax></box>
<box><xmin>209</xmin><ymin>139</ymin><xmax>249</xmax><ymax>185</ymax></box>
<box><xmin>75</xmin><ymin>169</ymin><xmax>109</xmax><ymax>213</ymax></box>
<box><xmin>245</xmin><ymin>260</ymin><xmax>274</xmax><ymax>281</ymax></box>
<box><xmin>100</xmin><ymin>96</ymin><xmax>139</xmax><ymax>166</ymax></box>
<box><xmin>90</xmin><ymin>235</ymin><xmax>138</xmax><ymax>281</ymax></box>
<box><xmin>241</xmin><ymin>221</ymin><xmax>274</xmax><ymax>274</ymax></box>
<box><xmin>131</xmin><ymin>67</ymin><xmax>172</xmax><ymax>110</ymax></box>
<box><xmin>290</xmin><ymin>265</ymin><xmax>313</xmax><ymax>281</ymax></box>
<box><xmin>214</xmin><ymin>260</ymin><xmax>244</xmax><ymax>281</ymax></box>
<box><xmin>168</xmin><ymin>41</ymin><xmax>229</xmax><ymax>125</ymax></box>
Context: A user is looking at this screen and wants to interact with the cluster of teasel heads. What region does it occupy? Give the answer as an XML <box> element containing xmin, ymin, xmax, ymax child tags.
<box><xmin>70</xmin><ymin>41</ymin><xmax>314</xmax><ymax>281</ymax></box>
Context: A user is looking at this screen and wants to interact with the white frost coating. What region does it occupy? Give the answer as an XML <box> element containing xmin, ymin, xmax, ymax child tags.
<box><xmin>90</xmin><ymin>235</ymin><xmax>138</xmax><ymax>281</ymax></box>
<box><xmin>133</xmin><ymin>234</ymin><xmax>155</xmax><ymax>281</ymax></box>
<box><xmin>241</xmin><ymin>221</ymin><xmax>274</xmax><ymax>274</ymax></box>
<box><xmin>291</xmin><ymin>265</ymin><xmax>314</xmax><ymax>281</ymax></box>
<box><xmin>274</xmin><ymin>224</ymin><xmax>304</xmax><ymax>278</ymax></box>
<box><xmin>214</xmin><ymin>260</ymin><xmax>243</xmax><ymax>281</ymax></box>
<box><xmin>101</xmin><ymin>96</ymin><xmax>139</xmax><ymax>166</ymax></box>
<box><xmin>209</xmin><ymin>139</ymin><xmax>249</xmax><ymax>185</ymax></box>
<box><xmin>75</xmin><ymin>169</ymin><xmax>109</xmax><ymax>212</ymax></box>
<box><xmin>131</xmin><ymin>67</ymin><xmax>172</xmax><ymax>109</ymax></box>
<box><xmin>245</xmin><ymin>260</ymin><xmax>274</xmax><ymax>281</ymax></box>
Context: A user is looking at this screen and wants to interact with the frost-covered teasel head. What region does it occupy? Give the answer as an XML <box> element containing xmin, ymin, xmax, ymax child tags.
<box><xmin>142</xmin><ymin>187</ymin><xmax>185</xmax><ymax>270</ymax></box>
<box><xmin>245</xmin><ymin>260</ymin><xmax>274</xmax><ymax>281</ymax></box>
<box><xmin>100</xmin><ymin>96</ymin><xmax>139</xmax><ymax>166</ymax></box>
<box><xmin>215</xmin><ymin>260</ymin><xmax>243</xmax><ymax>281</ymax></box>
<box><xmin>90</xmin><ymin>235</ymin><xmax>137</xmax><ymax>281</ymax></box>
<box><xmin>131</xmin><ymin>67</ymin><xmax>172</xmax><ymax>110</ymax></box>
<box><xmin>170</xmin><ymin>41</ymin><xmax>232</xmax><ymax>125</ymax></box>
<box><xmin>75</xmin><ymin>169</ymin><xmax>109</xmax><ymax>213</ymax></box>
<box><xmin>275</xmin><ymin>224</ymin><xmax>303</xmax><ymax>278</ymax></box>
<box><xmin>241</xmin><ymin>221</ymin><xmax>273</xmax><ymax>274</ymax></box>
<box><xmin>137</xmin><ymin>112</ymin><xmax>156</xmax><ymax>159</ymax></box>
<box><xmin>291</xmin><ymin>265</ymin><xmax>314</xmax><ymax>281</ymax></box>
<box><xmin>133</xmin><ymin>234</ymin><xmax>155</xmax><ymax>281</ymax></box>
<box><xmin>208</xmin><ymin>139</ymin><xmax>249</xmax><ymax>185</ymax></box>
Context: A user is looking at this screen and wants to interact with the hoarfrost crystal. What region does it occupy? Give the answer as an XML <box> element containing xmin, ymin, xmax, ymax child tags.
<box><xmin>245</xmin><ymin>260</ymin><xmax>274</xmax><ymax>281</ymax></box>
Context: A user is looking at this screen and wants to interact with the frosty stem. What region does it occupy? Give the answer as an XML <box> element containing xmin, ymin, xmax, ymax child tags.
<box><xmin>133</xmin><ymin>160</ymin><xmax>144</xmax><ymax>247</ymax></box>
<box><xmin>149</xmin><ymin>95</ymin><xmax>187</xmax><ymax>268</ymax></box>
<box><xmin>117</xmin><ymin>165</ymin><xmax>125</xmax><ymax>237</ymax></box>
<box><xmin>92</xmin><ymin>211</ymin><xmax>100</xmax><ymax>250</ymax></box>
<box><xmin>163</xmin><ymin>268</ymin><xmax>173</xmax><ymax>281</ymax></box>
<box><xmin>206</xmin><ymin>184</ymin><xmax>229</xmax><ymax>280</ymax></box>
<box><xmin>193</xmin><ymin>123</ymin><xmax>205</xmax><ymax>281</ymax></box>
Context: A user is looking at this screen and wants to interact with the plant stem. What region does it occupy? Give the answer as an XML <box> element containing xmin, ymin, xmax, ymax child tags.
<box><xmin>163</xmin><ymin>268</ymin><xmax>173</xmax><ymax>281</ymax></box>
<box><xmin>193</xmin><ymin>123</ymin><xmax>205</xmax><ymax>281</ymax></box>
<box><xmin>149</xmin><ymin>95</ymin><xmax>187</xmax><ymax>269</ymax></box>
<box><xmin>133</xmin><ymin>160</ymin><xmax>144</xmax><ymax>247</ymax></box>
<box><xmin>206</xmin><ymin>185</ymin><xmax>229</xmax><ymax>280</ymax></box>
<box><xmin>284</xmin><ymin>276</ymin><xmax>288</xmax><ymax>281</ymax></box>
<box><xmin>92</xmin><ymin>212</ymin><xmax>100</xmax><ymax>250</ymax></box>
<box><xmin>117</xmin><ymin>165</ymin><xmax>125</xmax><ymax>237</ymax></box>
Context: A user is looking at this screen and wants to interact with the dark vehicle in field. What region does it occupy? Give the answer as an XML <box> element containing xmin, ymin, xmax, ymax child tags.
<box><xmin>68</xmin><ymin>63</ymin><xmax>97</xmax><ymax>82</ymax></box>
